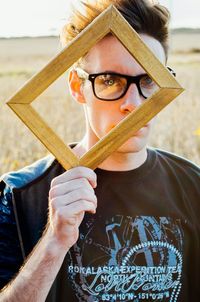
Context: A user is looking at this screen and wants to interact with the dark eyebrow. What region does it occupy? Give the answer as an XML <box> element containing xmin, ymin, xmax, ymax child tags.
<box><xmin>103</xmin><ymin>70</ymin><xmax>118</xmax><ymax>73</ymax></box>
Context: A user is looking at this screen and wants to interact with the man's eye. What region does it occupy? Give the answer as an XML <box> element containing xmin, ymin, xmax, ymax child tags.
<box><xmin>104</xmin><ymin>79</ymin><xmax>115</xmax><ymax>86</ymax></box>
<box><xmin>99</xmin><ymin>75</ymin><xmax>116</xmax><ymax>86</ymax></box>
<box><xmin>140</xmin><ymin>75</ymin><xmax>154</xmax><ymax>87</ymax></box>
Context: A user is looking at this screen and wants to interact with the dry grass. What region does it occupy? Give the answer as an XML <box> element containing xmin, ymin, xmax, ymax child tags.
<box><xmin>0</xmin><ymin>33</ymin><xmax>200</xmax><ymax>175</ymax></box>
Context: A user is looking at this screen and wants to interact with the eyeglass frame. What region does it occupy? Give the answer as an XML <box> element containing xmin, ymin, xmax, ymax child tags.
<box><xmin>75</xmin><ymin>66</ymin><xmax>176</xmax><ymax>101</ymax></box>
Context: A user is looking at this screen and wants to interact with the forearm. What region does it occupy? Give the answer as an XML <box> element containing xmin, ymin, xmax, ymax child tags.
<box><xmin>0</xmin><ymin>167</ymin><xmax>97</xmax><ymax>302</ymax></box>
<box><xmin>0</xmin><ymin>228</ymin><xmax>68</xmax><ymax>302</ymax></box>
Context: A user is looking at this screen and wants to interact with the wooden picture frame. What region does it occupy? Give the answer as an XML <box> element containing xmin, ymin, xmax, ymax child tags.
<box><xmin>6</xmin><ymin>5</ymin><xmax>184</xmax><ymax>170</ymax></box>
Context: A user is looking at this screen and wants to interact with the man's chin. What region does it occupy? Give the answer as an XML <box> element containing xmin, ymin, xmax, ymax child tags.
<box><xmin>116</xmin><ymin>137</ymin><xmax>147</xmax><ymax>154</ymax></box>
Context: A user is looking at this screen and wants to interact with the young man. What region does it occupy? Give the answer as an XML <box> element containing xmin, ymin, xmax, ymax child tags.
<box><xmin>0</xmin><ymin>0</ymin><xmax>199</xmax><ymax>301</ymax></box>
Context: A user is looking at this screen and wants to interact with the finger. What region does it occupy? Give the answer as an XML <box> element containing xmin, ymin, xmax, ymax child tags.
<box><xmin>55</xmin><ymin>200</ymin><xmax>97</xmax><ymax>221</ymax></box>
<box><xmin>51</xmin><ymin>166</ymin><xmax>97</xmax><ymax>188</ymax></box>
<box><xmin>49</xmin><ymin>178</ymin><xmax>93</xmax><ymax>199</ymax></box>
<box><xmin>50</xmin><ymin>188</ymin><xmax>97</xmax><ymax>209</ymax></box>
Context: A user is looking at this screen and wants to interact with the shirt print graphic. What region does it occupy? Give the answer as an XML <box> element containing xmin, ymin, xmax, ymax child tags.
<box><xmin>67</xmin><ymin>215</ymin><xmax>184</xmax><ymax>301</ymax></box>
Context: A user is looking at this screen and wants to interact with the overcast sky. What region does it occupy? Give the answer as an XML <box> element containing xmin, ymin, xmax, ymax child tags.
<box><xmin>0</xmin><ymin>0</ymin><xmax>200</xmax><ymax>37</ymax></box>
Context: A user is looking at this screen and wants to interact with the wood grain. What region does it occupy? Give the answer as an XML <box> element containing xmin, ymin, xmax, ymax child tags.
<box><xmin>79</xmin><ymin>87</ymin><xmax>184</xmax><ymax>169</ymax></box>
<box><xmin>6</xmin><ymin>5</ymin><xmax>184</xmax><ymax>171</ymax></box>
<box><xmin>110</xmin><ymin>6</ymin><xmax>181</xmax><ymax>88</ymax></box>
<box><xmin>7</xmin><ymin>6</ymin><xmax>112</xmax><ymax>105</ymax></box>
<box><xmin>8</xmin><ymin>103</ymin><xmax>79</xmax><ymax>169</ymax></box>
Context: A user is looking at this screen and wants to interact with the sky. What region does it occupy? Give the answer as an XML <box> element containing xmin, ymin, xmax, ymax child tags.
<box><xmin>0</xmin><ymin>0</ymin><xmax>200</xmax><ymax>38</ymax></box>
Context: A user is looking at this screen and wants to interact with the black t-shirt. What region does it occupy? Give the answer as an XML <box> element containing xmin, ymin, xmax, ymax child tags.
<box><xmin>64</xmin><ymin>148</ymin><xmax>200</xmax><ymax>302</ymax></box>
<box><xmin>0</xmin><ymin>148</ymin><xmax>199</xmax><ymax>301</ymax></box>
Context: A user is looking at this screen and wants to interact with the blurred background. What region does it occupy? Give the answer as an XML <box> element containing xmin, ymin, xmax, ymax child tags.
<box><xmin>0</xmin><ymin>0</ymin><xmax>200</xmax><ymax>174</ymax></box>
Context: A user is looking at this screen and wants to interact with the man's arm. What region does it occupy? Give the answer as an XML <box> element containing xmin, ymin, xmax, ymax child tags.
<box><xmin>0</xmin><ymin>228</ymin><xmax>67</xmax><ymax>302</ymax></box>
<box><xmin>0</xmin><ymin>167</ymin><xmax>97</xmax><ymax>302</ymax></box>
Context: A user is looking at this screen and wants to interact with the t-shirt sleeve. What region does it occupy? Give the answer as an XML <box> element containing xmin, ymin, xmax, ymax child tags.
<box><xmin>0</xmin><ymin>184</ymin><xmax>23</xmax><ymax>289</ymax></box>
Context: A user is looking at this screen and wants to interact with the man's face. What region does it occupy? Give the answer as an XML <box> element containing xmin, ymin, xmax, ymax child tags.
<box><xmin>76</xmin><ymin>34</ymin><xmax>166</xmax><ymax>153</ymax></box>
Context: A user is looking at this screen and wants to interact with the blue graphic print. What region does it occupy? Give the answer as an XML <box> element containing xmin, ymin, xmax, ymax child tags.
<box><xmin>67</xmin><ymin>216</ymin><xmax>184</xmax><ymax>301</ymax></box>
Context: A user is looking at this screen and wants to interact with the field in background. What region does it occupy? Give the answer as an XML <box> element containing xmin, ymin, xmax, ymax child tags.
<box><xmin>0</xmin><ymin>31</ymin><xmax>200</xmax><ymax>175</ymax></box>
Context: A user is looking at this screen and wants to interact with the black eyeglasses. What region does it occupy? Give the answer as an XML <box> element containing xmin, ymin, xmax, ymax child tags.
<box><xmin>76</xmin><ymin>67</ymin><xmax>176</xmax><ymax>101</ymax></box>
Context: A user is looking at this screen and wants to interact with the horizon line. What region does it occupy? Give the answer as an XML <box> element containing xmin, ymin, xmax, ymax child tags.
<box><xmin>0</xmin><ymin>27</ymin><xmax>200</xmax><ymax>39</ymax></box>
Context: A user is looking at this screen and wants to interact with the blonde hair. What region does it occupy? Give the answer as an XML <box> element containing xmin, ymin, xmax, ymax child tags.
<box><xmin>60</xmin><ymin>0</ymin><xmax>170</xmax><ymax>56</ymax></box>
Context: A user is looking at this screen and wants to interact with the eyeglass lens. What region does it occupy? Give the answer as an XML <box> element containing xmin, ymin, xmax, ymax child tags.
<box><xmin>95</xmin><ymin>74</ymin><xmax>127</xmax><ymax>100</ymax></box>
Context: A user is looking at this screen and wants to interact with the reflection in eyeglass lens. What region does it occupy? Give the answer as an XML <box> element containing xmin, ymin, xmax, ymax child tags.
<box><xmin>95</xmin><ymin>75</ymin><xmax>127</xmax><ymax>99</ymax></box>
<box><xmin>140</xmin><ymin>75</ymin><xmax>158</xmax><ymax>98</ymax></box>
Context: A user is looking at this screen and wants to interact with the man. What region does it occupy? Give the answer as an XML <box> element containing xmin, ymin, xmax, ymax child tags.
<box><xmin>0</xmin><ymin>0</ymin><xmax>199</xmax><ymax>301</ymax></box>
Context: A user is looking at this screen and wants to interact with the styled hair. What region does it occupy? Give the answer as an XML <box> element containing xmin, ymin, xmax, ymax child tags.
<box><xmin>60</xmin><ymin>0</ymin><xmax>170</xmax><ymax>57</ymax></box>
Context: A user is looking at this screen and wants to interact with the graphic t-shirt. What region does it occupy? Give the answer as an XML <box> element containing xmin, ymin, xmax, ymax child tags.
<box><xmin>63</xmin><ymin>148</ymin><xmax>200</xmax><ymax>302</ymax></box>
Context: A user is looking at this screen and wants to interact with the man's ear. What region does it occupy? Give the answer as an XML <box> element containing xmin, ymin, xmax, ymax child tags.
<box><xmin>68</xmin><ymin>70</ymin><xmax>86</xmax><ymax>104</ymax></box>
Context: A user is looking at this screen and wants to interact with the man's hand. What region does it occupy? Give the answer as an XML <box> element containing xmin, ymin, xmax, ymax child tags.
<box><xmin>47</xmin><ymin>166</ymin><xmax>97</xmax><ymax>249</ymax></box>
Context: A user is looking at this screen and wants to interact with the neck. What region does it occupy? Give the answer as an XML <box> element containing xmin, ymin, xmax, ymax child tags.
<box><xmin>97</xmin><ymin>148</ymin><xmax>148</xmax><ymax>171</ymax></box>
<box><xmin>73</xmin><ymin>134</ymin><xmax>148</xmax><ymax>172</ymax></box>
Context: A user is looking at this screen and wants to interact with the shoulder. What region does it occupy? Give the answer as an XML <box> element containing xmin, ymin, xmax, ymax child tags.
<box><xmin>0</xmin><ymin>142</ymin><xmax>78</xmax><ymax>191</ymax></box>
<box><xmin>151</xmin><ymin>148</ymin><xmax>200</xmax><ymax>186</ymax></box>
<box><xmin>154</xmin><ymin>148</ymin><xmax>199</xmax><ymax>173</ymax></box>
<box><xmin>0</xmin><ymin>155</ymin><xmax>56</xmax><ymax>191</ymax></box>
<box><xmin>0</xmin><ymin>154</ymin><xmax>57</xmax><ymax>228</ymax></box>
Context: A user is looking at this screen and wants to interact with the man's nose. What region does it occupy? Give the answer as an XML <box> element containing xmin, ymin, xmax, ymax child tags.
<box><xmin>120</xmin><ymin>83</ymin><xmax>142</xmax><ymax>113</ymax></box>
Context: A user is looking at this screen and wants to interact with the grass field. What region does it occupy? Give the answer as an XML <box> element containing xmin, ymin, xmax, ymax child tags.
<box><xmin>0</xmin><ymin>31</ymin><xmax>200</xmax><ymax>175</ymax></box>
